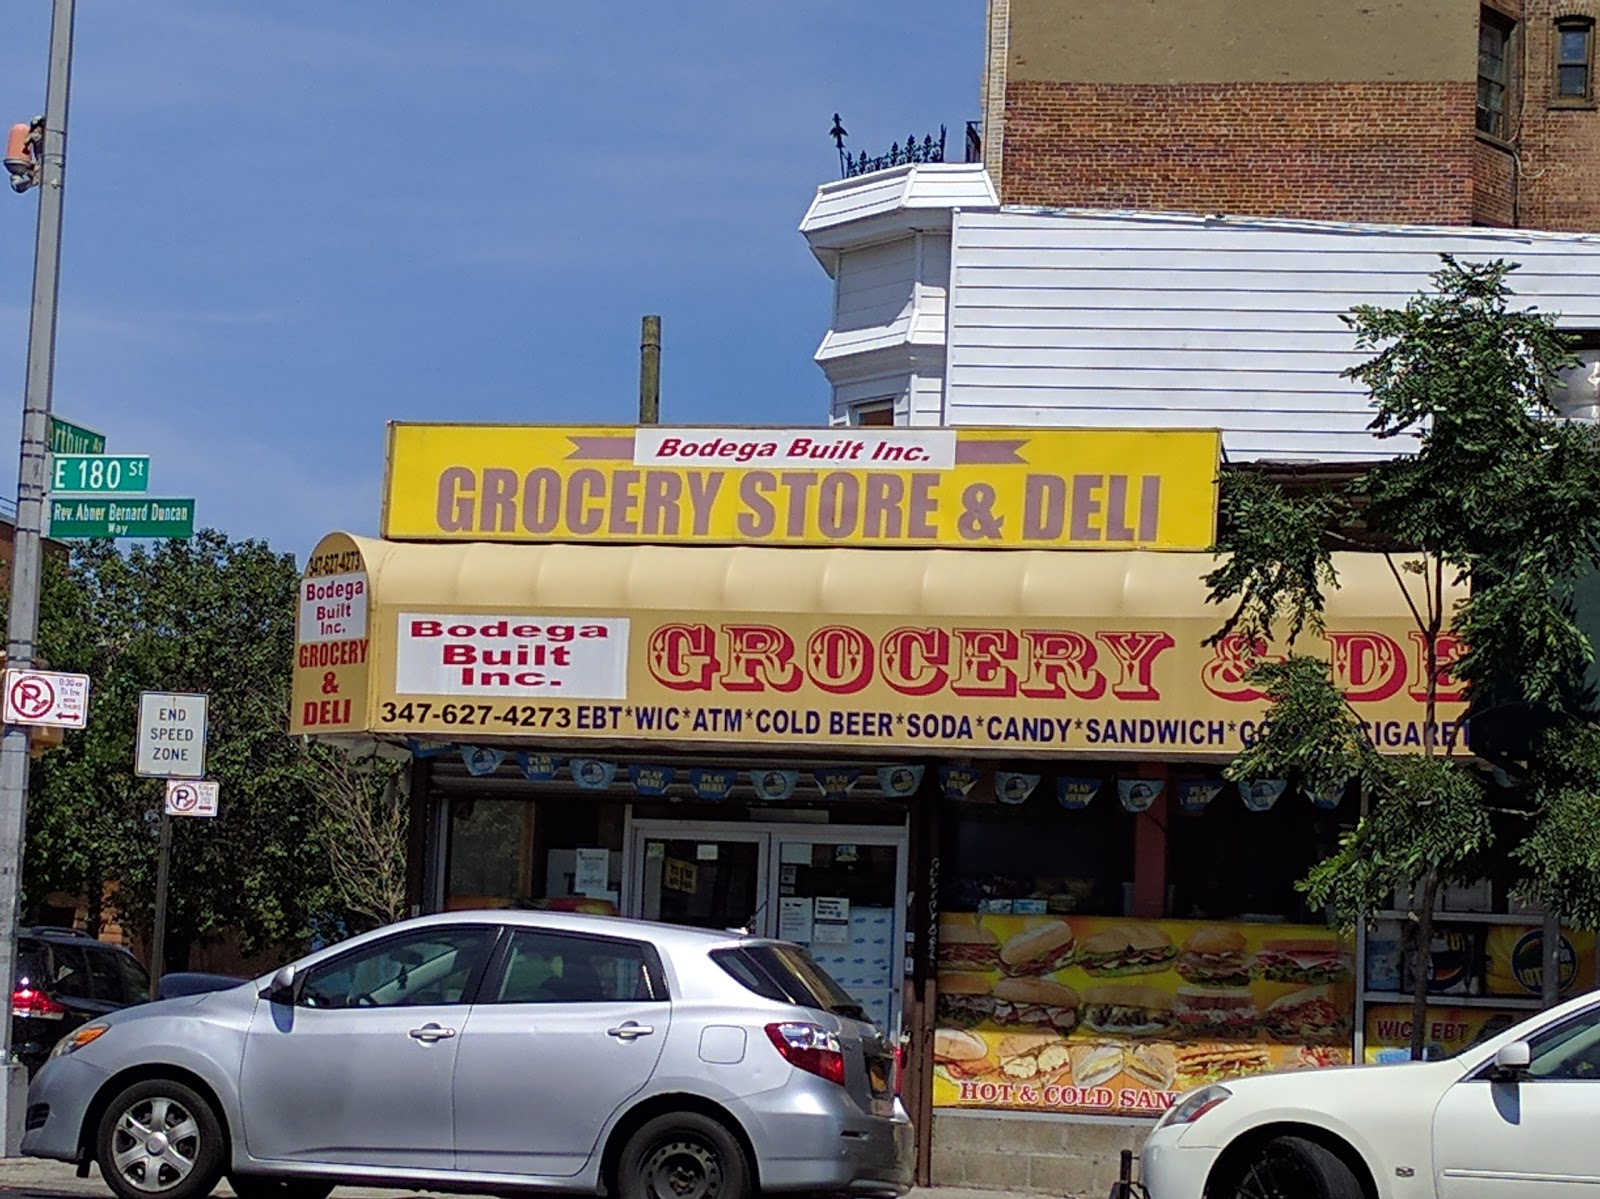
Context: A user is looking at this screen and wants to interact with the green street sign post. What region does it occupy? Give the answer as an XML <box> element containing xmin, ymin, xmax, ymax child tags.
<box><xmin>48</xmin><ymin>498</ymin><xmax>194</xmax><ymax>539</ymax></box>
<box><xmin>49</xmin><ymin>453</ymin><xmax>148</xmax><ymax>494</ymax></box>
<box><xmin>48</xmin><ymin>417</ymin><xmax>105</xmax><ymax>456</ymax></box>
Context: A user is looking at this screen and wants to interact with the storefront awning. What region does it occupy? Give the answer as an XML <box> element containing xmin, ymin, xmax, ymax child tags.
<box><xmin>292</xmin><ymin>532</ymin><xmax>1464</xmax><ymax>759</ymax></box>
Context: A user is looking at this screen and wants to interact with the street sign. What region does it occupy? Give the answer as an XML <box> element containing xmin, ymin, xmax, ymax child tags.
<box><xmin>1</xmin><ymin>668</ymin><xmax>88</xmax><ymax>728</ymax></box>
<box><xmin>48</xmin><ymin>498</ymin><xmax>194</xmax><ymax>539</ymax></box>
<box><xmin>135</xmin><ymin>691</ymin><xmax>208</xmax><ymax>778</ymax></box>
<box><xmin>163</xmin><ymin>779</ymin><xmax>219</xmax><ymax>818</ymax></box>
<box><xmin>48</xmin><ymin>417</ymin><xmax>105</xmax><ymax>456</ymax></box>
<box><xmin>50</xmin><ymin>453</ymin><xmax>148</xmax><ymax>494</ymax></box>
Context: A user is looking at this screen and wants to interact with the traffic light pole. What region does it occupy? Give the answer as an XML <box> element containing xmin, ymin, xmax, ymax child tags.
<box><xmin>0</xmin><ymin>0</ymin><xmax>75</xmax><ymax>1155</ymax></box>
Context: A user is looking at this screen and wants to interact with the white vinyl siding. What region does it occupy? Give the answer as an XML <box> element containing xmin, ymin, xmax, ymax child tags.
<box><xmin>945</xmin><ymin>209</ymin><xmax>1600</xmax><ymax>460</ymax></box>
<box><xmin>801</xmin><ymin>166</ymin><xmax>1600</xmax><ymax>457</ymax></box>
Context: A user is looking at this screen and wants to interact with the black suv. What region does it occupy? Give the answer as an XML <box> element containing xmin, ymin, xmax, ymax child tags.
<box><xmin>13</xmin><ymin>928</ymin><xmax>150</xmax><ymax>1075</ymax></box>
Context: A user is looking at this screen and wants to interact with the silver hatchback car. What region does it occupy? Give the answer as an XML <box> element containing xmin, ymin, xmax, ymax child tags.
<box><xmin>23</xmin><ymin>911</ymin><xmax>913</xmax><ymax>1199</ymax></box>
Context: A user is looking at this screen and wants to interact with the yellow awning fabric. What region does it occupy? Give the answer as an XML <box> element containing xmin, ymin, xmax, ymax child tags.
<box><xmin>348</xmin><ymin>535</ymin><xmax>1419</xmax><ymax>622</ymax></box>
<box><xmin>292</xmin><ymin>532</ymin><xmax>1462</xmax><ymax>758</ymax></box>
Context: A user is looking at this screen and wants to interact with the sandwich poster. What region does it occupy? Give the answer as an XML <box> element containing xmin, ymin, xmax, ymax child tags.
<box><xmin>932</xmin><ymin>913</ymin><xmax>1354</xmax><ymax>1117</ymax></box>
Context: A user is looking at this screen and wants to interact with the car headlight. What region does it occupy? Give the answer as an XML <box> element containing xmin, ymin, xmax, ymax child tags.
<box><xmin>1157</xmin><ymin>1084</ymin><xmax>1231</xmax><ymax>1129</ymax></box>
<box><xmin>49</xmin><ymin>1024</ymin><xmax>108</xmax><ymax>1060</ymax></box>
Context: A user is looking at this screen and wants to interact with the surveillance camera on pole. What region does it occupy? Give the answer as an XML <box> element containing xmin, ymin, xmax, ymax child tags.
<box><xmin>3</xmin><ymin>119</ymin><xmax>41</xmax><ymax>194</ymax></box>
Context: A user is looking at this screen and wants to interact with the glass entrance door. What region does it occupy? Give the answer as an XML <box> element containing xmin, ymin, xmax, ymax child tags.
<box><xmin>635</xmin><ymin>833</ymin><xmax>767</xmax><ymax>932</ymax></box>
<box><xmin>626</xmin><ymin>820</ymin><xmax>907</xmax><ymax>1035</ymax></box>
<box><xmin>772</xmin><ymin>835</ymin><xmax>902</xmax><ymax>1034</ymax></box>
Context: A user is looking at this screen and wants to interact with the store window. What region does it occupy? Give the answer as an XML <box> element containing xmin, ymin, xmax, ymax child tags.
<box><xmin>931</xmin><ymin>775</ymin><xmax>1359</xmax><ymax>1122</ymax></box>
<box><xmin>446</xmin><ymin>795</ymin><xmax>624</xmax><ymax>911</ymax></box>
<box><xmin>1478</xmin><ymin>10</ymin><xmax>1516</xmax><ymax>137</ymax></box>
<box><xmin>938</xmin><ymin>783</ymin><xmax>1134</xmax><ymax>918</ymax></box>
<box><xmin>447</xmin><ymin>799</ymin><xmax>528</xmax><ymax>905</ymax></box>
<box><xmin>1556</xmin><ymin>18</ymin><xmax>1595</xmax><ymax>103</ymax></box>
<box><xmin>1165</xmin><ymin>784</ymin><xmax>1343</xmax><ymax>923</ymax></box>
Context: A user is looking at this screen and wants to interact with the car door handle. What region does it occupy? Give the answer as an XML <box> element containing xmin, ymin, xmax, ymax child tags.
<box><xmin>607</xmin><ymin>1021</ymin><xmax>655</xmax><ymax>1041</ymax></box>
<box><xmin>408</xmin><ymin>1024</ymin><xmax>457</xmax><ymax>1043</ymax></box>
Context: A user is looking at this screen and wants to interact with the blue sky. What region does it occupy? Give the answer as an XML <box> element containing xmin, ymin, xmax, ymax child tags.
<box><xmin>0</xmin><ymin>2</ymin><xmax>980</xmax><ymax>558</ymax></box>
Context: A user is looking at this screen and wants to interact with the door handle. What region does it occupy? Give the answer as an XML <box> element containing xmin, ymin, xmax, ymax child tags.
<box><xmin>408</xmin><ymin>1024</ymin><xmax>457</xmax><ymax>1043</ymax></box>
<box><xmin>607</xmin><ymin>1021</ymin><xmax>655</xmax><ymax>1041</ymax></box>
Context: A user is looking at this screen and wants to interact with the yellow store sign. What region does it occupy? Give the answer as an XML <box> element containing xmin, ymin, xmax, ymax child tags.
<box><xmin>381</xmin><ymin>424</ymin><xmax>1221</xmax><ymax>550</ymax></box>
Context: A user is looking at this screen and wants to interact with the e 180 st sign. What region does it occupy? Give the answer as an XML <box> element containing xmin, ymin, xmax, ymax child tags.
<box><xmin>50</xmin><ymin>454</ymin><xmax>149</xmax><ymax>494</ymax></box>
<box><xmin>135</xmin><ymin>691</ymin><xmax>208</xmax><ymax>779</ymax></box>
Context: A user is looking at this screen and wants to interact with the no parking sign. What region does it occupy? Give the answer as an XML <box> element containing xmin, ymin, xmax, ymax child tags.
<box><xmin>163</xmin><ymin>779</ymin><xmax>219</xmax><ymax>818</ymax></box>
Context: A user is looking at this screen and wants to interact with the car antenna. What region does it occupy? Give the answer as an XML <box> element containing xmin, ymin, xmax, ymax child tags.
<box><xmin>730</xmin><ymin>897</ymin><xmax>769</xmax><ymax>936</ymax></box>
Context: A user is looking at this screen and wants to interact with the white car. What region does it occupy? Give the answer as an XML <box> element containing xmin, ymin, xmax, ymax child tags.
<box><xmin>1141</xmin><ymin>987</ymin><xmax>1600</xmax><ymax>1198</ymax></box>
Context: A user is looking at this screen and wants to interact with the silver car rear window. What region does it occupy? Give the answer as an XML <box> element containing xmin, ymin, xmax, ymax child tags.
<box><xmin>711</xmin><ymin>944</ymin><xmax>864</xmax><ymax>1019</ymax></box>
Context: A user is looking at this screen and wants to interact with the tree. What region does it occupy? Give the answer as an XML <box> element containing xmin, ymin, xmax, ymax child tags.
<box><xmin>1207</xmin><ymin>257</ymin><xmax>1600</xmax><ymax>1058</ymax></box>
<box><xmin>16</xmin><ymin>530</ymin><xmax>404</xmax><ymax>967</ymax></box>
<box><xmin>308</xmin><ymin>745</ymin><xmax>408</xmax><ymax>933</ymax></box>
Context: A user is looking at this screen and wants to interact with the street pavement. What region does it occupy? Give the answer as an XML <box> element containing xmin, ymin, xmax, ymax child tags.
<box><xmin>0</xmin><ymin>1158</ymin><xmax>1020</xmax><ymax>1199</ymax></box>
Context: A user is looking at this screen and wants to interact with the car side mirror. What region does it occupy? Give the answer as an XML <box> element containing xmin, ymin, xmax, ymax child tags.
<box><xmin>260</xmin><ymin>964</ymin><xmax>296</xmax><ymax>1005</ymax></box>
<box><xmin>1493</xmin><ymin>1040</ymin><xmax>1531</xmax><ymax>1080</ymax></box>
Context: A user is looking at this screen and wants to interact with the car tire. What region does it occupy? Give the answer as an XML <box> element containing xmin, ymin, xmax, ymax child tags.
<box><xmin>228</xmin><ymin>1176</ymin><xmax>335</xmax><ymax>1199</ymax></box>
<box><xmin>617</xmin><ymin>1112</ymin><xmax>750</xmax><ymax>1199</ymax></box>
<box><xmin>1219</xmin><ymin>1134</ymin><xmax>1364</xmax><ymax>1199</ymax></box>
<box><xmin>97</xmin><ymin>1078</ymin><xmax>226</xmax><ymax>1199</ymax></box>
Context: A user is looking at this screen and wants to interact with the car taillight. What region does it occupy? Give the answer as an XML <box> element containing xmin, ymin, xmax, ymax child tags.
<box><xmin>893</xmin><ymin>1046</ymin><xmax>904</xmax><ymax>1096</ymax></box>
<box><xmin>765</xmin><ymin>1022</ymin><xmax>846</xmax><ymax>1086</ymax></box>
<box><xmin>12</xmin><ymin>987</ymin><xmax>66</xmax><ymax>1020</ymax></box>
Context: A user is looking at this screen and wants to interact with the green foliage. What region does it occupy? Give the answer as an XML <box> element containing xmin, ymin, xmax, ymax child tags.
<box><xmin>1204</xmin><ymin>473</ymin><xmax>1340</xmax><ymax>647</ymax></box>
<box><xmin>1211</xmin><ymin>252</ymin><xmax>1600</xmax><ymax>783</ymax></box>
<box><xmin>1204</xmin><ymin>256</ymin><xmax>1600</xmax><ymax>1056</ymax></box>
<box><xmin>1348</xmin><ymin>256</ymin><xmax>1600</xmax><ymax>712</ymax></box>
<box><xmin>1512</xmin><ymin>725</ymin><xmax>1600</xmax><ymax>929</ymax></box>
<box><xmin>1224</xmin><ymin>655</ymin><xmax>1378</xmax><ymax>799</ymax></box>
<box><xmin>1300</xmin><ymin>756</ymin><xmax>1492</xmax><ymax>929</ymax></box>
<box><xmin>17</xmin><ymin>530</ymin><xmax>406</xmax><ymax>964</ymax></box>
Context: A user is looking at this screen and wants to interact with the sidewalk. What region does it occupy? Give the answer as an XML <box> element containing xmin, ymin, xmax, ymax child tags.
<box><xmin>0</xmin><ymin>1157</ymin><xmax>1025</xmax><ymax>1199</ymax></box>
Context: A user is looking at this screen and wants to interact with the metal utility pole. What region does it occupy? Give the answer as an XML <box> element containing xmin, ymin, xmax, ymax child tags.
<box><xmin>638</xmin><ymin>315</ymin><xmax>661</xmax><ymax>425</ymax></box>
<box><xmin>150</xmin><ymin>814</ymin><xmax>171</xmax><ymax>991</ymax></box>
<box><xmin>1542</xmin><ymin>907</ymin><xmax>1562</xmax><ymax>1009</ymax></box>
<box><xmin>0</xmin><ymin>0</ymin><xmax>75</xmax><ymax>1155</ymax></box>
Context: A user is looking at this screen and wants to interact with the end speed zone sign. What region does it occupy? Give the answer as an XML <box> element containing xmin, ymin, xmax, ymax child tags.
<box><xmin>164</xmin><ymin>780</ymin><xmax>219</xmax><ymax>818</ymax></box>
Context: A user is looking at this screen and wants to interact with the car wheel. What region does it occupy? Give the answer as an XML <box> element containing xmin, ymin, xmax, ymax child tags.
<box><xmin>1218</xmin><ymin>1134</ymin><xmax>1364</xmax><ymax>1199</ymax></box>
<box><xmin>618</xmin><ymin>1112</ymin><xmax>750</xmax><ymax>1199</ymax></box>
<box><xmin>96</xmin><ymin>1079</ymin><xmax>225</xmax><ymax>1199</ymax></box>
<box><xmin>227</xmin><ymin>1177</ymin><xmax>335</xmax><ymax>1199</ymax></box>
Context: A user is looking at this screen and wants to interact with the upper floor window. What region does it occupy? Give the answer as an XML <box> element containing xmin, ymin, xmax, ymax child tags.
<box><xmin>1556</xmin><ymin>18</ymin><xmax>1595</xmax><ymax>103</ymax></box>
<box><xmin>1479</xmin><ymin>11</ymin><xmax>1515</xmax><ymax>137</ymax></box>
<box><xmin>850</xmin><ymin>402</ymin><xmax>895</xmax><ymax>428</ymax></box>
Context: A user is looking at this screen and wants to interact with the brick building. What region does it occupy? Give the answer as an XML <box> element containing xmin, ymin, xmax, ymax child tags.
<box><xmin>981</xmin><ymin>0</ymin><xmax>1600</xmax><ymax>229</ymax></box>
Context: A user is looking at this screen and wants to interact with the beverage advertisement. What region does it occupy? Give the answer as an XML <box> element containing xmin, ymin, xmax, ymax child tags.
<box><xmin>1483</xmin><ymin>925</ymin><xmax>1596</xmax><ymax>999</ymax></box>
<box><xmin>933</xmin><ymin>914</ymin><xmax>1354</xmax><ymax>1117</ymax></box>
